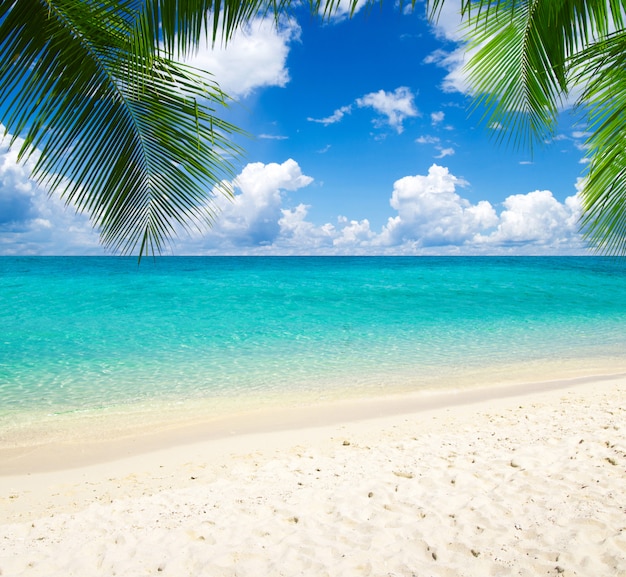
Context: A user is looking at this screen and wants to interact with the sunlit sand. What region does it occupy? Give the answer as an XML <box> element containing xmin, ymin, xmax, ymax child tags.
<box><xmin>1</xmin><ymin>373</ymin><xmax>625</xmax><ymax>576</ymax></box>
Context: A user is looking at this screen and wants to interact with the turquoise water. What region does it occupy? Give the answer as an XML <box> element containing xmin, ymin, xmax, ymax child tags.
<box><xmin>1</xmin><ymin>256</ymin><xmax>626</xmax><ymax>437</ymax></box>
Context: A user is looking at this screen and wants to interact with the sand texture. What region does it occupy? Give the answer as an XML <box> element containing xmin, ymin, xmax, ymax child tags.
<box><xmin>1</xmin><ymin>377</ymin><xmax>625</xmax><ymax>576</ymax></box>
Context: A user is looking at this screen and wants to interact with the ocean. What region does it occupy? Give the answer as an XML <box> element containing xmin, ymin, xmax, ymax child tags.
<box><xmin>2</xmin><ymin>256</ymin><xmax>626</xmax><ymax>445</ymax></box>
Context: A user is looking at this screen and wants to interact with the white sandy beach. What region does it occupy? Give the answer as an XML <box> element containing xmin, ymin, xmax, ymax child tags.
<box><xmin>1</xmin><ymin>375</ymin><xmax>625</xmax><ymax>576</ymax></box>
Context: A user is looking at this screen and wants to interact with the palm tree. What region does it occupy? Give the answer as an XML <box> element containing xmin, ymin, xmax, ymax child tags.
<box><xmin>0</xmin><ymin>0</ymin><xmax>270</xmax><ymax>258</ymax></box>
<box><xmin>427</xmin><ymin>0</ymin><xmax>626</xmax><ymax>254</ymax></box>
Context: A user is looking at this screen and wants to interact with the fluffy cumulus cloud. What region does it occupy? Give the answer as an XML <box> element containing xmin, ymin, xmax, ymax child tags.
<box><xmin>333</xmin><ymin>216</ymin><xmax>376</xmax><ymax>248</ymax></box>
<box><xmin>356</xmin><ymin>87</ymin><xmax>419</xmax><ymax>133</ymax></box>
<box><xmin>376</xmin><ymin>164</ymin><xmax>497</xmax><ymax>248</ymax></box>
<box><xmin>177</xmin><ymin>159</ymin><xmax>315</xmax><ymax>251</ymax></box>
<box><xmin>377</xmin><ymin>166</ymin><xmax>583</xmax><ymax>254</ymax></box>
<box><xmin>483</xmin><ymin>190</ymin><xmax>582</xmax><ymax>248</ymax></box>
<box><xmin>184</xmin><ymin>17</ymin><xmax>301</xmax><ymax>98</ymax></box>
<box><xmin>278</xmin><ymin>204</ymin><xmax>335</xmax><ymax>249</ymax></box>
<box><xmin>0</xmin><ymin>144</ymin><xmax>36</xmax><ymax>230</ymax></box>
<box><xmin>175</xmin><ymin>160</ymin><xmax>585</xmax><ymax>256</ymax></box>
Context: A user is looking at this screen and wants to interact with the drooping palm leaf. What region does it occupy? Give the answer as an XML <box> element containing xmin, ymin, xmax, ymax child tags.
<box><xmin>462</xmin><ymin>0</ymin><xmax>625</xmax><ymax>146</ymax></box>
<box><xmin>466</xmin><ymin>1</ymin><xmax>570</xmax><ymax>148</ymax></box>
<box><xmin>133</xmin><ymin>0</ymin><xmax>272</xmax><ymax>59</ymax></box>
<box><xmin>426</xmin><ymin>0</ymin><xmax>626</xmax><ymax>254</ymax></box>
<box><xmin>574</xmin><ymin>30</ymin><xmax>626</xmax><ymax>254</ymax></box>
<box><xmin>0</xmin><ymin>0</ymin><xmax>248</xmax><ymax>258</ymax></box>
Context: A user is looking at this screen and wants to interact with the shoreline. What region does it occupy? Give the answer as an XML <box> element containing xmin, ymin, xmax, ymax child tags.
<box><xmin>1</xmin><ymin>372</ymin><xmax>625</xmax><ymax>575</ymax></box>
<box><xmin>2</xmin><ymin>368</ymin><xmax>626</xmax><ymax>476</ymax></box>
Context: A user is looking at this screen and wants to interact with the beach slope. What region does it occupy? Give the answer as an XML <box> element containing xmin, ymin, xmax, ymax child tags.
<box><xmin>1</xmin><ymin>377</ymin><xmax>625</xmax><ymax>576</ymax></box>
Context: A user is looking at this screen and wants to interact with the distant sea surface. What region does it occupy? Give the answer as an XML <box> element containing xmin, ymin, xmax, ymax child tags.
<box><xmin>2</xmin><ymin>256</ymin><xmax>626</xmax><ymax>443</ymax></box>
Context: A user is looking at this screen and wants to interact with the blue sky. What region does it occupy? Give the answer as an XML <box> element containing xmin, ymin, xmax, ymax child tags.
<box><xmin>0</xmin><ymin>1</ymin><xmax>592</xmax><ymax>255</ymax></box>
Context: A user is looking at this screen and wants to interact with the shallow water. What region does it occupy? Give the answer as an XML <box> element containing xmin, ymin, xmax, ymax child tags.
<box><xmin>2</xmin><ymin>256</ymin><xmax>626</xmax><ymax>443</ymax></box>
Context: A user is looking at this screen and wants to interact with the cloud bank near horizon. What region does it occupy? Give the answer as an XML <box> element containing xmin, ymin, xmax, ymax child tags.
<box><xmin>0</xmin><ymin>134</ymin><xmax>101</xmax><ymax>256</ymax></box>
<box><xmin>173</xmin><ymin>161</ymin><xmax>586</xmax><ymax>256</ymax></box>
<box><xmin>0</xmin><ymin>142</ymin><xmax>586</xmax><ymax>256</ymax></box>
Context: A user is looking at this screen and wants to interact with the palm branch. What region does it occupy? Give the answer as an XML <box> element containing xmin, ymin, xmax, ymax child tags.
<box><xmin>574</xmin><ymin>29</ymin><xmax>626</xmax><ymax>254</ymax></box>
<box><xmin>0</xmin><ymin>0</ymin><xmax>272</xmax><ymax>257</ymax></box>
<box><xmin>427</xmin><ymin>0</ymin><xmax>626</xmax><ymax>254</ymax></box>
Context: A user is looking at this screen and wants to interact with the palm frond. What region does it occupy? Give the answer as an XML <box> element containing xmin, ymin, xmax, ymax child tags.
<box><xmin>0</xmin><ymin>0</ymin><xmax>243</xmax><ymax>258</ymax></box>
<box><xmin>462</xmin><ymin>1</ymin><xmax>569</xmax><ymax>149</ymax></box>
<box><xmin>574</xmin><ymin>30</ymin><xmax>626</xmax><ymax>254</ymax></box>
<box><xmin>427</xmin><ymin>0</ymin><xmax>626</xmax><ymax>255</ymax></box>
<box><xmin>133</xmin><ymin>0</ymin><xmax>294</xmax><ymax>59</ymax></box>
<box><xmin>428</xmin><ymin>0</ymin><xmax>626</xmax><ymax>149</ymax></box>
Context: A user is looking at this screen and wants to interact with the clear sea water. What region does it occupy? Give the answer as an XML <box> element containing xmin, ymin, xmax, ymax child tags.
<box><xmin>2</xmin><ymin>256</ymin><xmax>626</xmax><ymax>444</ymax></box>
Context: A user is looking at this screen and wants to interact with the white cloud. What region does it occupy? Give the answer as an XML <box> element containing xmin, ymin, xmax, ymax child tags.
<box><xmin>258</xmin><ymin>134</ymin><xmax>289</xmax><ymax>140</ymax></box>
<box><xmin>0</xmin><ymin>132</ymin><xmax>102</xmax><ymax>255</ymax></box>
<box><xmin>416</xmin><ymin>135</ymin><xmax>441</xmax><ymax>145</ymax></box>
<box><xmin>425</xmin><ymin>44</ymin><xmax>474</xmax><ymax>94</ymax></box>
<box><xmin>0</xmin><ymin>142</ymin><xmax>36</xmax><ymax>227</ymax></box>
<box><xmin>355</xmin><ymin>87</ymin><xmax>419</xmax><ymax>133</ymax></box>
<box><xmin>179</xmin><ymin>161</ymin><xmax>586</xmax><ymax>256</ymax></box>
<box><xmin>333</xmin><ymin>216</ymin><xmax>375</xmax><ymax>247</ymax></box>
<box><xmin>545</xmin><ymin>130</ymin><xmax>592</xmax><ymax>163</ymax></box>
<box><xmin>278</xmin><ymin>204</ymin><xmax>335</xmax><ymax>251</ymax></box>
<box><xmin>376</xmin><ymin>164</ymin><xmax>498</xmax><ymax>247</ymax></box>
<box><xmin>484</xmin><ymin>189</ymin><xmax>581</xmax><ymax>248</ymax></box>
<box><xmin>423</xmin><ymin>0</ymin><xmax>475</xmax><ymax>94</ymax></box>
<box><xmin>574</xmin><ymin>142</ymin><xmax>590</xmax><ymax>152</ymax></box>
<box><xmin>415</xmin><ymin>135</ymin><xmax>455</xmax><ymax>158</ymax></box>
<box><xmin>184</xmin><ymin>17</ymin><xmax>300</xmax><ymax>98</ymax></box>
<box><xmin>178</xmin><ymin>159</ymin><xmax>314</xmax><ymax>251</ymax></box>
<box><xmin>434</xmin><ymin>147</ymin><xmax>455</xmax><ymax>158</ymax></box>
<box><xmin>307</xmin><ymin>105</ymin><xmax>352</xmax><ymax>126</ymax></box>
<box><xmin>423</xmin><ymin>48</ymin><xmax>447</xmax><ymax>66</ymax></box>
<box><xmin>0</xmin><ymin>136</ymin><xmax>588</xmax><ymax>256</ymax></box>
<box><xmin>429</xmin><ymin>0</ymin><xmax>465</xmax><ymax>42</ymax></box>
<box><xmin>309</xmin><ymin>87</ymin><xmax>419</xmax><ymax>133</ymax></box>
<box><xmin>431</xmin><ymin>111</ymin><xmax>445</xmax><ymax>125</ymax></box>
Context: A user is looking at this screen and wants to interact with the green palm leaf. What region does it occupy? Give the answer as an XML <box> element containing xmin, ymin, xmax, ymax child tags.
<box><xmin>574</xmin><ymin>30</ymin><xmax>626</xmax><ymax>254</ymax></box>
<box><xmin>0</xmin><ymin>0</ymin><xmax>247</xmax><ymax>258</ymax></box>
<box><xmin>134</xmin><ymin>0</ymin><xmax>269</xmax><ymax>59</ymax></box>
<box><xmin>427</xmin><ymin>0</ymin><xmax>626</xmax><ymax>254</ymax></box>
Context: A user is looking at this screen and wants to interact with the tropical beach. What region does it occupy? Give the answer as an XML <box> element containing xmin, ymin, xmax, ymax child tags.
<box><xmin>2</xmin><ymin>0</ymin><xmax>626</xmax><ymax>574</ymax></box>
<box><xmin>0</xmin><ymin>256</ymin><xmax>625</xmax><ymax>575</ymax></box>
